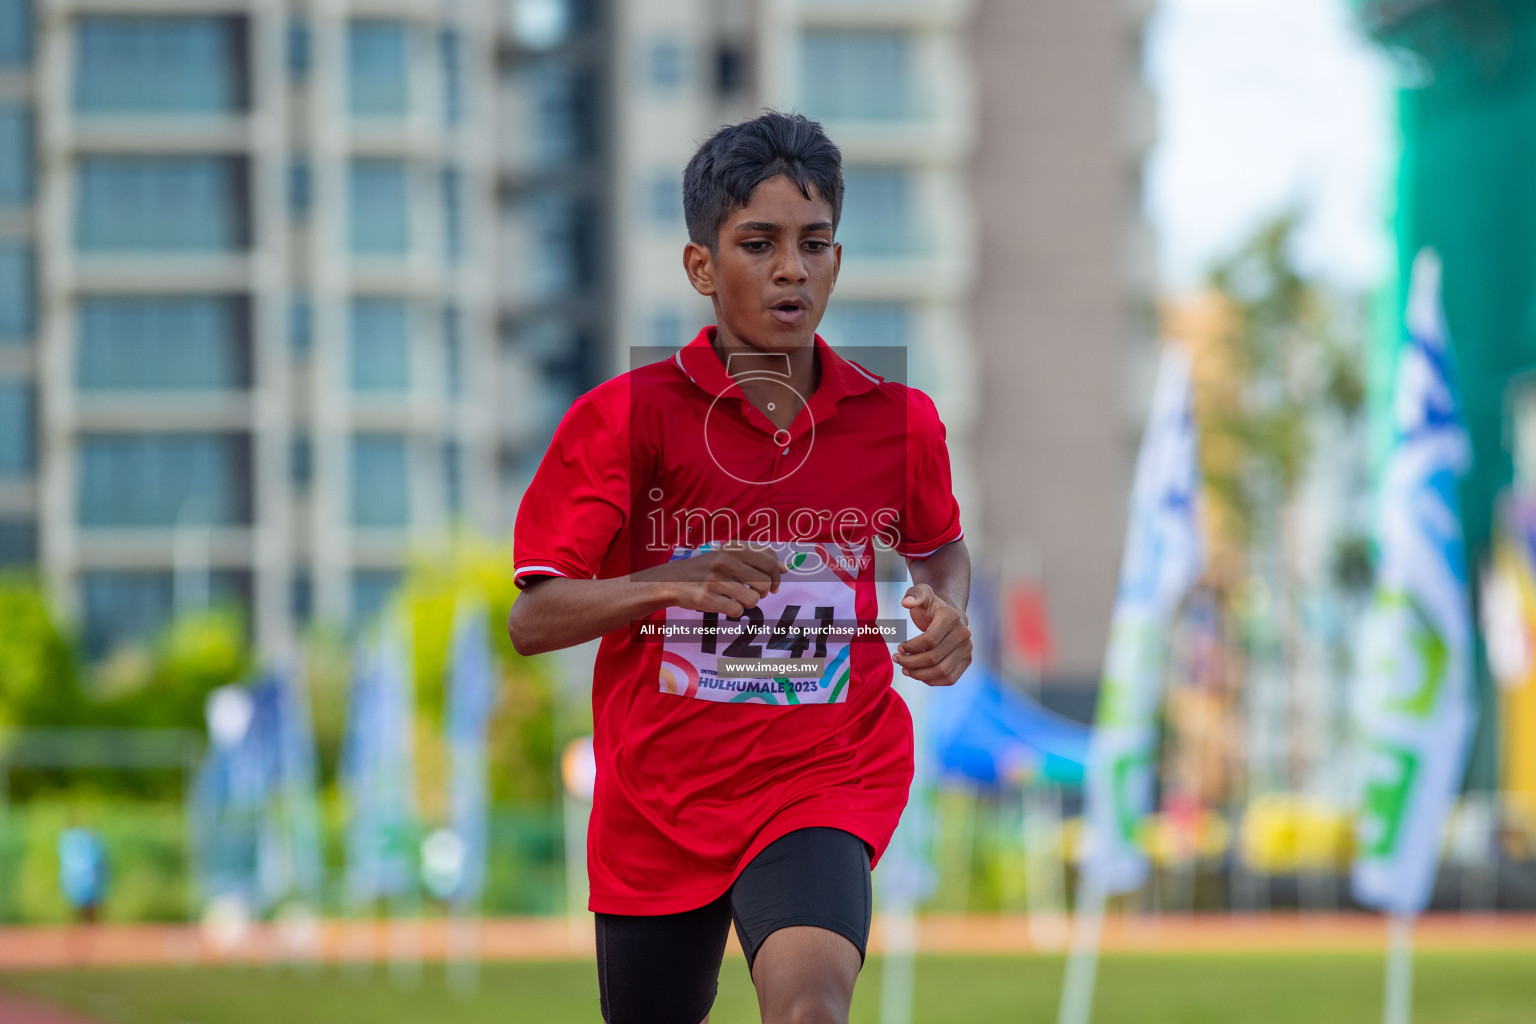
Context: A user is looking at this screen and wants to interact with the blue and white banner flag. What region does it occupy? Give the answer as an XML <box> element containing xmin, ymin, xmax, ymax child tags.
<box><xmin>191</xmin><ymin>666</ymin><xmax>326</xmax><ymax>919</ymax></box>
<box><xmin>1352</xmin><ymin>248</ymin><xmax>1475</xmax><ymax>916</ymax></box>
<box><xmin>1082</xmin><ymin>346</ymin><xmax>1204</xmax><ymax>894</ymax></box>
<box><xmin>274</xmin><ymin>665</ymin><xmax>324</xmax><ymax>906</ymax></box>
<box><xmin>343</xmin><ymin>604</ymin><xmax>419</xmax><ymax>904</ymax></box>
<box><xmin>445</xmin><ymin>598</ymin><xmax>497</xmax><ymax>906</ymax></box>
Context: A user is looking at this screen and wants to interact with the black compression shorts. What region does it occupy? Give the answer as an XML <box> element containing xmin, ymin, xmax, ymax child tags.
<box><xmin>594</xmin><ymin>826</ymin><xmax>873</xmax><ymax>1024</ymax></box>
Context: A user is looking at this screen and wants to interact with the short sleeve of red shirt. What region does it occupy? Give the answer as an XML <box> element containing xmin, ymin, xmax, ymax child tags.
<box><xmin>897</xmin><ymin>389</ymin><xmax>964</xmax><ymax>559</ymax></box>
<box><xmin>513</xmin><ymin>394</ymin><xmax>629</xmax><ymax>588</ymax></box>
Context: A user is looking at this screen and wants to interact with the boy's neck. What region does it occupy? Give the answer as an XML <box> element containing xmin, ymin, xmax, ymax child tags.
<box><xmin>709</xmin><ymin>328</ymin><xmax>820</xmax><ymax>432</ymax></box>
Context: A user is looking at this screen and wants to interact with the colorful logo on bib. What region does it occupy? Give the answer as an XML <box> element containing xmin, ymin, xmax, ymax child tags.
<box><xmin>659</xmin><ymin>651</ymin><xmax>700</xmax><ymax>698</ymax></box>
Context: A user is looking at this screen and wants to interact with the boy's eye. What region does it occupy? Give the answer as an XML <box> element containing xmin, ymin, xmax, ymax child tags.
<box><xmin>742</xmin><ymin>240</ymin><xmax>771</xmax><ymax>253</ymax></box>
<box><xmin>804</xmin><ymin>239</ymin><xmax>830</xmax><ymax>252</ymax></box>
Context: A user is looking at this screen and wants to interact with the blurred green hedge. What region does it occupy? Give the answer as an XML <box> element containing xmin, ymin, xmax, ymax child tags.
<box><xmin>0</xmin><ymin>797</ymin><xmax>567</xmax><ymax>925</ymax></box>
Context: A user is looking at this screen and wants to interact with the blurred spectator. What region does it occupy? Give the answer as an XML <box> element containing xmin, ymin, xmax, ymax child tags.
<box><xmin>58</xmin><ymin>825</ymin><xmax>108</xmax><ymax>924</ymax></box>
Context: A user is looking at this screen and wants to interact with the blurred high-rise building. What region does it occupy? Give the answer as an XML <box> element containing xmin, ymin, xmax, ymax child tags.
<box><xmin>969</xmin><ymin>0</ymin><xmax>1157</xmax><ymax>693</ymax></box>
<box><xmin>0</xmin><ymin>0</ymin><xmax>503</xmax><ymax>659</ymax></box>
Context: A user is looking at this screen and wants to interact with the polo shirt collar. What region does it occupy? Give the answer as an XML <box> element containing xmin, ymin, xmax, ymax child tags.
<box><xmin>672</xmin><ymin>326</ymin><xmax>884</xmax><ymax>413</ymax></box>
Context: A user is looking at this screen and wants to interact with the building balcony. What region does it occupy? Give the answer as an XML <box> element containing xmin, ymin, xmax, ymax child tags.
<box><xmin>814</xmin><ymin>115</ymin><xmax>974</xmax><ymax>165</ymax></box>
<box><xmin>0</xmin><ymin>345</ymin><xmax>35</xmax><ymax>377</ymax></box>
<box><xmin>60</xmin><ymin>0</ymin><xmax>252</xmax><ymax>13</ymax></box>
<box><xmin>348</xmin><ymin>395</ymin><xmax>447</xmax><ymax>433</ymax></box>
<box><xmin>349</xmin><ymin>258</ymin><xmax>455</xmax><ymax>296</ymax></box>
<box><xmin>67</xmin><ymin>115</ymin><xmax>253</xmax><ymax>155</ymax></box>
<box><xmin>73</xmin><ymin>526</ymin><xmax>255</xmax><ymax>570</ymax></box>
<box><xmin>832</xmin><ymin>254</ymin><xmax>971</xmax><ymax>302</ymax></box>
<box><xmin>71</xmin><ymin>391</ymin><xmax>253</xmax><ymax>431</ymax></box>
<box><xmin>350</xmin><ymin>528</ymin><xmax>416</xmax><ymax>567</ymax></box>
<box><xmin>793</xmin><ymin>0</ymin><xmax>974</xmax><ymax>30</ymax></box>
<box><xmin>70</xmin><ymin>253</ymin><xmax>254</xmax><ymax>292</ymax></box>
<box><xmin>0</xmin><ymin>479</ymin><xmax>37</xmax><ymax>516</ymax></box>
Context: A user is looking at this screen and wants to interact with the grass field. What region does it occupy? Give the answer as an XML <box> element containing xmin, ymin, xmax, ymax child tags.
<box><xmin>2</xmin><ymin>952</ymin><xmax>1534</xmax><ymax>1024</ymax></box>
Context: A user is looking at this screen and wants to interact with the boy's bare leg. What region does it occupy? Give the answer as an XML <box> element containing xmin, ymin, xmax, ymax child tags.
<box><xmin>750</xmin><ymin>926</ymin><xmax>862</xmax><ymax>1024</ymax></box>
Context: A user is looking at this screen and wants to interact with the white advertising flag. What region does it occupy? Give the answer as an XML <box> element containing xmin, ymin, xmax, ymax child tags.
<box><xmin>1082</xmin><ymin>346</ymin><xmax>1204</xmax><ymax>894</ymax></box>
<box><xmin>1352</xmin><ymin>248</ymin><xmax>1475</xmax><ymax>916</ymax></box>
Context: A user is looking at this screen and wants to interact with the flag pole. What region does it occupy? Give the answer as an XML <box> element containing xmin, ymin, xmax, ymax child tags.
<box><xmin>1056</xmin><ymin>869</ymin><xmax>1107</xmax><ymax>1024</ymax></box>
<box><xmin>1383</xmin><ymin>912</ymin><xmax>1414</xmax><ymax>1024</ymax></box>
<box><xmin>878</xmin><ymin>905</ymin><xmax>917</xmax><ymax>1024</ymax></box>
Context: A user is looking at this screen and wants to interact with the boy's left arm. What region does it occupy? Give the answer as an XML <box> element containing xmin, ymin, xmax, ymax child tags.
<box><xmin>894</xmin><ymin>539</ymin><xmax>972</xmax><ymax>687</ymax></box>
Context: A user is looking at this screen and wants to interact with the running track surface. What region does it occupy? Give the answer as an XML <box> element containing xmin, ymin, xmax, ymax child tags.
<box><xmin>0</xmin><ymin>993</ymin><xmax>97</xmax><ymax>1024</ymax></box>
<box><xmin>0</xmin><ymin>914</ymin><xmax>1533</xmax><ymax>970</ymax></box>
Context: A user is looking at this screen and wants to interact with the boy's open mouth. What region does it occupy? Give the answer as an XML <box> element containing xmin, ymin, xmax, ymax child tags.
<box><xmin>770</xmin><ymin>299</ymin><xmax>807</xmax><ymax>325</ymax></box>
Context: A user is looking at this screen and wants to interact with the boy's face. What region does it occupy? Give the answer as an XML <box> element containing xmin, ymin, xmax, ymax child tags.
<box><xmin>683</xmin><ymin>174</ymin><xmax>841</xmax><ymax>355</ymax></box>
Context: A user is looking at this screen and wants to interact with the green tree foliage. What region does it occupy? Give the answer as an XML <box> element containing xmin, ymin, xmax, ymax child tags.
<box><xmin>0</xmin><ymin>571</ymin><xmax>83</xmax><ymax>729</ymax></box>
<box><xmin>1203</xmin><ymin>215</ymin><xmax>1367</xmax><ymax>549</ymax></box>
<box><xmin>300</xmin><ymin>535</ymin><xmax>555</xmax><ymax>806</ymax></box>
<box><xmin>93</xmin><ymin>606</ymin><xmax>251</xmax><ymax>731</ymax></box>
<box><xmin>397</xmin><ymin>536</ymin><xmax>555</xmax><ymax>807</ymax></box>
<box><xmin>1</xmin><ymin>535</ymin><xmax>557</xmax><ymax>807</ymax></box>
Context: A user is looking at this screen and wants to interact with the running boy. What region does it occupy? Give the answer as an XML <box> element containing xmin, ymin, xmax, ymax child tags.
<box><xmin>507</xmin><ymin>111</ymin><xmax>972</xmax><ymax>1024</ymax></box>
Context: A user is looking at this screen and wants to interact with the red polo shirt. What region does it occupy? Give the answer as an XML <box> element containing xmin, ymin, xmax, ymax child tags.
<box><xmin>513</xmin><ymin>327</ymin><xmax>963</xmax><ymax>914</ymax></box>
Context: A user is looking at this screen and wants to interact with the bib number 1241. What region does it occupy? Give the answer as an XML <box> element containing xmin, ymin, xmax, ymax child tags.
<box><xmin>657</xmin><ymin>541</ymin><xmax>862</xmax><ymax>706</ymax></box>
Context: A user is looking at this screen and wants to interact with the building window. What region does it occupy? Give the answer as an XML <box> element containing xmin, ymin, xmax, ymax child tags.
<box><xmin>349</xmin><ymin>298</ymin><xmax>410</xmax><ymax>392</ymax></box>
<box><xmin>798</xmin><ymin>30</ymin><xmax>911</xmax><ymax>122</ymax></box>
<box><xmin>0</xmin><ymin>106</ymin><xmax>32</xmax><ymax>207</ymax></box>
<box><xmin>647</xmin><ymin>174</ymin><xmax>679</xmax><ymax>226</ymax></box>
<box><xmin>350</xmin><ymin>434</ymin><xmax>409</xmax><ymax>528</ymax></box>
<box><xmin>442</xmin><ymin>168</ymin><xmax>463</xmax><ymax>264</ymax></box>
<box><xmin>648</xmin><ymin>39</ymin><xmax>683</xmax><ymax>90</ymax></box>
<box><xmin>287</xmin><ymin>18</ymin><xmax>309</xmax><ymax>81</ymax></box>
<box><xmin>838</xmin><ymin>166</ymin><xmax>915</xmax><ymax>257</ymax></box>
<box><xmin>715</xmin><ymin>44</ymin><xmax>746</xmax><ymax>96</ymax></box>
<box><xmin>0</xmin><ymin>0</ymin><xmax>32</xmax><ymax>68</ymax></box>
<box><xmin>0</xmin><ymin>378</ymin><xmax>34</xmax><ymax>478</ymax></box>
<box><xmin>443</xmin><ymin>306</ymin><xmax>462</xmax><ymax>397</ymax></box>
<box><xmin>75</xmin><ymin>16</ymin><xmax>248</xmax><ymax>115</ymax></box>
<box><xmin>523</xmin><ymin>62</ymin><xmax>597</xmax><ymax>167</ymax></box>
<box><xmin>351</xmin><ymin>569</ymin><xmax>401</xmax><ymax>625</ymax></box>
<box><xmin>348</xmin><ymin>20</ymin><xmax>408</xmax><ymax>117</ymax></box>
<box><xmin>349</xmin><ymin>159</ymin><xmax>410</xmax><ymax>255</ymax></box>
<box><xmin>82</xmin><ymin>569</ymin><xmax>250</xmax><ymax>656</ymax></box>
<box><xmin>515</xmin><ymin>193</ymin><xmax>581</xmax><ymax>299</ymax></box>
<box><xmin>0</xmin><ymin>520</ymin><xmax>35</xmax><ymax>566</ymax></box>
<box><xmin>290</xmin><ymin>435</ymin><xmax>312</xmax><ymax>492</ymax></box>
<box><xmin>290</xmin><ymin>294</ymin><xmax>311</xmax><ymax>358</ymax></box>
<box><xmin>77</xmin><ymin>156</ymin><xmax>250</xmax><ymax>253</ymax></box>
<box><xmin>440</xmin><ymin>29</ymin><xmax>463</xmax><ymax>125</ymax></box>
<box><xmin>290</xmin><ymin>571</ymin><xmax>312</xmax><ymax>624</ymax></box>
<box><xmin>0</xmin><ymin>241</ymin><xmax>32</xmax><ymax>343</ymax></box>
<box><xmin>289</xmin><ymin>157</ymin><xmax>310</xmax><ymax>221</ymax></box>
<box><xmin>505</xmin><ymin>319</ymin><xmax>591</xmax><ymax>444</ymax></box>
<box><xmin>78</xmin><ymin>295</ymin><xmax>250</xmax><ymax>390</ymax></box>
<box><xmin>78</xmin><ymin>433</ymin><xmax>251</xmax><ymax>526</ymax></box>
<box><xmin>444</xmin><ymin>439</ymin><xmax>462</xmax><ymax>519</ymax></box>
<box><xmin>83</xmin><ymin>572</ymin><xmax>173</xmax><ymax>655</ymax></box>
<box><xmin>816</xmin><ymin>301</ymin><xmax>910</xmax><ymax>349</ymax></box>
<box><xmin>651</xmin><ymin>308</ymin><xmax>683</xmax><ymax>348</ymax></box>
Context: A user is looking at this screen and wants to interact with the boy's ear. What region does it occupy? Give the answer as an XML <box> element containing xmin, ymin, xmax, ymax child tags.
<box><xmin>683</xmin><ymin>240</ymin><xmax>717</xmax><ymax>297</ymax></box>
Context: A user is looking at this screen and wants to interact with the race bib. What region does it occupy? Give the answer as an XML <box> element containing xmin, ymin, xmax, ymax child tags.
<box><xmin>656</xmin><ymin>540</ymin><xmax>867</xmax><ymax>705</ymax></box>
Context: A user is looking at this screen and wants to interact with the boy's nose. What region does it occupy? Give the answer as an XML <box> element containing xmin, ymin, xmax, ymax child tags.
<box><xmin>773</xmin><ymin>253</ymin><xmax>808</xmax><ymax>283</ymax></box>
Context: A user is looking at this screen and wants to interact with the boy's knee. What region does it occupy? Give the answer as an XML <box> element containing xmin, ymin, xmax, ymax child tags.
<box><xmin>768</xmin><ymin>994</ymin><xmax>846</xmax><ymax>1024</ymax></box>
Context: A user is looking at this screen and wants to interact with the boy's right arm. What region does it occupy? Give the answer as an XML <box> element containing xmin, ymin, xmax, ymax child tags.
<box><xmin>506</xmin><ymin>543</ymin><xmax>787</xmax><ymax>656</ymax></box>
